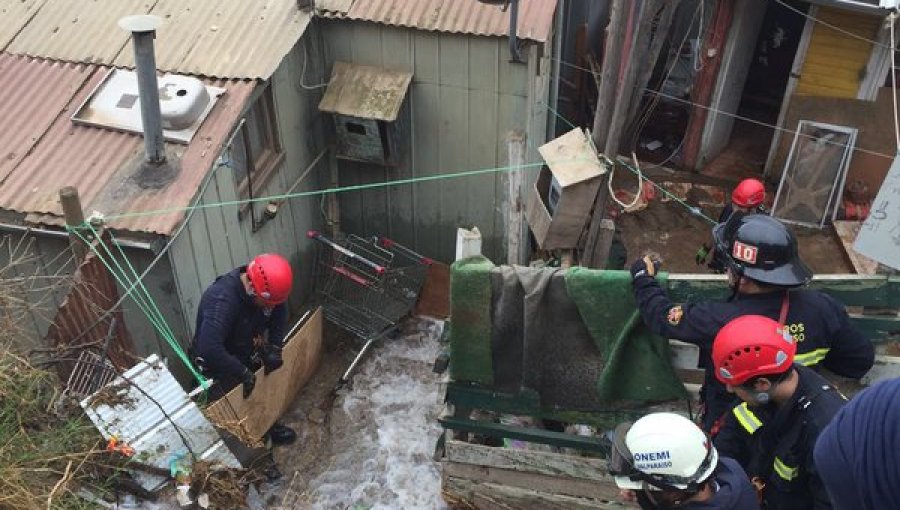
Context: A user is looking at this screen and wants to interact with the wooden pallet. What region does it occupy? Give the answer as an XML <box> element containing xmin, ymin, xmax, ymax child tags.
<box><xmin>441</xmin><ymin>439</ymin><xmax>632</xmax><ymax>509</ymax></box>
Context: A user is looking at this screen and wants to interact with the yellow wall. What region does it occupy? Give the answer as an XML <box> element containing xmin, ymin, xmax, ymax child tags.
<box><xmin>795</xmin><ymin>7</ymin><xmax>881</xmax><ymax>98</ymax></box>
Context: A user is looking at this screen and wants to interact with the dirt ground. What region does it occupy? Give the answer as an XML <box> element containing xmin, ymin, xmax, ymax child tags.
<box><xmin>615</xmin><ymin>196</ymin><xmax>853</xmax><ymax>275</ymax></box>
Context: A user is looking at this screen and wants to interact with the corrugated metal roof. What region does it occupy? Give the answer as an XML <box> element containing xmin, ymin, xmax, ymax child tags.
<box><xmin>318</xmin><ymin>61</ymin><xmax>413</xmax><ymax>121</ymax></box>
<box><xmin>115</xmin><ymin>0</ymin><xmax>312</xmax><ymax>79</ymax></box>
<box><xmin>2</xmin><ymin>0</ymin><xmax>311</xmax><ymax>79</ymax></box>
<box><xmin>0</xmin><ymin>54</ymin><xmax>254</xmax><ymax>236</ymax></box>
<box><xmin>0</xmin><ymin>0</ymin><xmax>45</xmax><ymax>50</ymax></box>
<box><xmin>317</xmin><ymin>0</ymin><xmax>558</xmax><ymax>43</ymax></box>
<box><xmin>81</xmin><ymin>354</ymin><xmax>241</xmax><ymax>491</ymax></box>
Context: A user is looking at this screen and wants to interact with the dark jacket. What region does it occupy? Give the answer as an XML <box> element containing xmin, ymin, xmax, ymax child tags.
<box><xmin>632</xmin><ymin>275</ymin><xmax>872</xmax><ymax>428</ymax></box>
<box><xmin>193</xmin><ymin>267</ymin><xmax>286</xmax><ymax>385</ymax></box>
<box><xmin>687</xmin><ymin>457</ymin><xmax>760</xmax><ymax>510</ymax></box>
<box><xmin>713</xmin><ymin>366</ymin><xmax>846</xmax><ymax>510</ymax></box>
<box><xmin>813</xmin><ymin>378</ymin><xmax>900</xmax><ymax>510</ymax></box>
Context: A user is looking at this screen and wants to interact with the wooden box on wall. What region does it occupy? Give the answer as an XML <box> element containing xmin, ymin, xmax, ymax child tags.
<box><xmin>319</xmin><ymin>61</ymin><xmax>412</xmax><ymax>166</ymax></box>
<box><xmin>526</xmin><ymin>128</ymin><xmax>606</xmax><ymax>250</ymax></box>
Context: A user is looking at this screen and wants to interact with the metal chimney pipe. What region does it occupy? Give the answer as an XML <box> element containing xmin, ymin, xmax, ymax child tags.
<box><xmin>119</xmin><ymin>15</ymin><xmax>165</xmax><ymax>165</ymax></box>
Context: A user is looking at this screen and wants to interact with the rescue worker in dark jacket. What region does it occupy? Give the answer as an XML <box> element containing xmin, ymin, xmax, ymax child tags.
<box><xmin>630</xmin><ymin>214</ymin><xmax>872</xmax><ymax>432</ymax></box>
<box><xmin>711</xmin><ymin>315</ymin><xmax>846</xmax><ymax>509</ymax></box>
<box><xmin>609</xmin><ymin>412</ymin><xmax>759</xmax><ymax>510</ymax></box>
<box><xmin>193</xmin><ymin>253</ymin><xmax>296</xmax><ymax>444</ymax></box>
<box><xmin>697</xmin><ymin>178</ymin><xmax>767</xmax><ymax>271</ymax></box>
<box><xmin>813</xmin><ymin>377</ymin><xmax>900</xmax><ymax>510</ymax></box>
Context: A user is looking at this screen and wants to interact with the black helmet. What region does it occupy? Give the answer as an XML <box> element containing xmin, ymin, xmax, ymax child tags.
<box><xmin>715</xmin><ymin>214</ymin><xmax>812</xmax><ymax>287</ymax></box>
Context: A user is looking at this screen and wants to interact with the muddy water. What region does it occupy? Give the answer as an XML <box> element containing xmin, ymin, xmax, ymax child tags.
<box><xmin>278</xmin><ymin>318</ymin><xmax>448</xmax><ymax>510</ymax></box>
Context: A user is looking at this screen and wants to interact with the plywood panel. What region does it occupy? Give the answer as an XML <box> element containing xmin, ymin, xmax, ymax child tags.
<box><xmin>440</xmin><ymin>84</ymin><xmax>471</xmax><ymax>257</ymax></box>
<box><xmin>205</xmin><ymin>308</ymin><xmax>323</xmax><ymax>439</ymax></box>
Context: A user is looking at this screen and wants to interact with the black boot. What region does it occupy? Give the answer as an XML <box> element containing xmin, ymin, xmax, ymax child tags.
<box><xmin>267</xmin><ymin>422</ymin><xmax>297</xmax><ymax>446</ymax></box>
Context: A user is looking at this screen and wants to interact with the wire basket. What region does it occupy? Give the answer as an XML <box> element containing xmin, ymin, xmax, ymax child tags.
<box><xmin>308</xmin><ymin>230</ymin><xmax>432</xmax><ymax>341</ymax></box>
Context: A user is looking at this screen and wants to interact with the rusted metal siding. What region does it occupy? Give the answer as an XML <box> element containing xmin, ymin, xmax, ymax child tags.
<box><xmin>0</xmin><ymin>55</ymin><xmax>254</xmax><ymax>236</ymax></box>
<box><xmin>44</xmin><ymin>250</ymin><xmax>134</xmax><ymax>378</ymax></box>
<box><xmin>1</xmin><ymin>0</ymin><xmax>311</xmax><ymax>79</ymax></box>
<box><xmin>320</xmin><ymin>20</ymin><xmax>551</xmax><ymax>262</ymax></box>
<box><xmin>318</xmin><ymin>0</ymin><xmax>558</xmax><ymax>43</ymax></box>
<box><xmin>796</xmin><ymin>7</ymin><xmax>881</xmax><ymax>98</ymax></box>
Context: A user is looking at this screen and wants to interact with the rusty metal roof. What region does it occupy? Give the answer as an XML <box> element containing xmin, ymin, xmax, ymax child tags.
<box><xmin>318</xmin><ymin>61</ymin><xmax>413</xmax><ymax>121</ymax></box>
<box><xmin>0</xmin><ymin>53</ymin><xmax>254</xmax><ymax>236</ymax></box>
<box><xmin>317</xmin><ymin>0</ymin><xmax>558</xmax><ymax>43</ymax></box>
<box><xmin>1</xmin><ymin>0</ymin><xmax>311</xmax><ymax>79</ymax></box>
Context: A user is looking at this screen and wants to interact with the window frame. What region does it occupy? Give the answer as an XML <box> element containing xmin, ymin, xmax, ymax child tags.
<box><xmin>234</xmin><ymin>83</ymin><xmax>285</xmax><ymax>218</ymax></box>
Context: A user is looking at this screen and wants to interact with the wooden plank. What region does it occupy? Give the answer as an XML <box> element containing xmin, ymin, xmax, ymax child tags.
<box><xmin>666</xmin><ymin>274</ymin><xmax>900</xmax><ymax>308</ymax></box>
<box><xmin>204</xmin><ymin>308</ymin><xmax>323</xmax><ymax>439</ymax></box>
<box><xmin>443</xmin><ymin>461</ymin><xmax>621</xmax><ymax>501</ymax></box>
<box><xmin>833</xmin><ymin>221</ymin><xmax>879</xmax><ymax>275</ymax></box>
<box><xmin>445</xmin><ymin>440</ymin><xmax>608</xmax><ymax>481</ymax></box>
<box><xmin>443</xmin><ymin>476</ymin><xmax>628</xmax><ymax>510</ymax></box>
<box><xmin>439</xmin><ymin>415</ymin><xmax>610</xmax><ymax>452</ymax></box>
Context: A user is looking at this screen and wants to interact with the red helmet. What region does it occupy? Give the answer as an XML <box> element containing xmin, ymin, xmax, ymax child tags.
<box><xmin>712</xmin><ymin>315</ymin><xmax>796</xmax><ymax>385</ymax></box>
<box><xmin>247</xmin><ymin>254</ymin><xmax>293</xmax><ymax>306</ymax></box>
<box><xmin>732</xmin><ymin>178</ymin><xmax>765</xmax><ymax>208</ymax></box>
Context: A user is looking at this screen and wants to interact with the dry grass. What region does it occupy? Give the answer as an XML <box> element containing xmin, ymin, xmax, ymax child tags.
<box><xmin>0</xmin><ymin>349</ymin><xmax>110</xmax><ymax>510</ymax></box>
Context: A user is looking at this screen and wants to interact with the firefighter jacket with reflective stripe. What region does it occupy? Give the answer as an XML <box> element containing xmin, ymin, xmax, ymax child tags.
<box><xmin>632</xmin><ymin>275</ymin><xmax>873</xmax><ymax>429</ymax></box>
<box><xmin>713</xmin><ymin>366</ymin><xmax>847</xmax><ymax>510</ymax></box>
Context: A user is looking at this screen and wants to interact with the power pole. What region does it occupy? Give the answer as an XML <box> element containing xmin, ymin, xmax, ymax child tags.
<box><xmin>59</xmin><ymin>186</ymin><xmax>88</xmax><ymax>262</ymax></box>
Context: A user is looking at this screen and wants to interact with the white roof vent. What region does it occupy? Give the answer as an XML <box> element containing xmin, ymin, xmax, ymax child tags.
<box><xmin>71</xmin><ymin>68</ymin><xmax>224</xmax><ymax>144</ymax></box>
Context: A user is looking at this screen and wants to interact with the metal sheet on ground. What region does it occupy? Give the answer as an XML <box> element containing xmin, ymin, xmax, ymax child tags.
<box><xmin>205</xmin><ymin>307</ymin><xmax>323</xmax><ymax>439</ymax></box>
<box><xmin>81</xmin><ymin>354</ymin><xmax>240</xmax><ymax>491</ymax></box>
<box><xmin>854</xmin><ymin>155</ymin><xmax>900</xmax><ymax>270</ymax></box>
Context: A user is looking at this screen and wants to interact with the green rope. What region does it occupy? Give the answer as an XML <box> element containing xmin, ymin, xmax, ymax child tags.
<box><xmin>67</xmin><ymin>225</ymin><xmax>208</xmax><ymax>388</ymax></box>
<box><xmin>102</xmin><ymin>160</ymin><xmax>549</xmax><ymax>221</ymax></box>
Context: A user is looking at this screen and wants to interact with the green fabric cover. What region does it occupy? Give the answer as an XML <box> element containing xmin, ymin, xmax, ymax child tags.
<box><xmin>565</xmin><ymin>268</ymin><xmax>688</xmax><ymax>402</ymax></box>
<box><xmin>449</xmin><ymin>256</ymin><xmax>495</xmax><ymax>385</ymax></box>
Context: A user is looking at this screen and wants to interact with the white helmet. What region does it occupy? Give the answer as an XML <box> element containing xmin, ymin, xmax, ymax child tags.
<box><xmin>609</xmin><ymin>412</ymin><xmax>718</xmax><ymax>491</ymax></box>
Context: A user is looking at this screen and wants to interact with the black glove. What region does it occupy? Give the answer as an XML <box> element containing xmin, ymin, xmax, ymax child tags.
<box><xmin>263</xmin><ymin>345</ymin><xmax>284</xmax><ymax>375</ymax></box>
<box><xmin>695</xmin><ymin>244</ymin><xmax>711</xmax><ymax>266</ymax></box>
<box><xmin>241</xmin><ymin>368</ymin><xmax>256</xmax><ymax>399</ymax></box>
<box><xmin>630</xmin><ymin>255</ymin><xmax>661</xmax><ymax>280</ymax></box>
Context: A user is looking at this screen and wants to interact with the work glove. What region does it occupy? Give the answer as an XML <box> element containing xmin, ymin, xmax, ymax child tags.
<box><xmin>263</xmin><ymin>345</ymin><xmax>284</xmax><ymax>375</ymax></box>
<box><xmin>630</xmin><ymin>255</ymin><xmax>661</xmax><ymax>280</ymax></box>
<box><xmin>241</xmin><ymin>368</ymin><xmax>256</xmax><ymax>399</ymax></box>
<box><xmin>695</xmin><ymin>244</ymin><xmax>711</xmax><ymax>266</ymax></box>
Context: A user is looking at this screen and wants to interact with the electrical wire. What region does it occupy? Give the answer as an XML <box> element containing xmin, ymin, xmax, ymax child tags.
<box><xmin>552</xmin><ymin>55</ymin><xmax>897</xmax><ymax>161</ymax></box>
<box><xmin>773</xmin><ymin>0</ymin><xmax>893</xmax><ymax>50</ymax></box>
<box><xmin>607</xmin><ymin>152</ymin><xmax>644</xmax><ymax>209</ymax></box>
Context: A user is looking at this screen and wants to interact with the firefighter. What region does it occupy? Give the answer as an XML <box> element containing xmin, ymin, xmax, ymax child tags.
<box><xmin>813</xmin><ymin>377</ymin><xmax>900</xmax><ymax>510</ymax></box>
<box><xmin>193</xmin><ymin>253</ymin><xmax>297</xmax><ymax>445</ymax></box>
<box><xmin>711</xmin><ymin>315</ymin><xmax>846</xmax><ymax>509</ymax></box>
<box><xmin>630</xmin><ymin>214</ymin><xmax>872</xmax><ymax>433</ymax></box>
<box><xmin>697</xmin><ymin>178</ymin><xmax>767</xmax><ymax>270</ymax></box>
<box><xmin>609</xmin><ymin>412</ymin><xmax>759</xmax><ymax>509</ymax></box>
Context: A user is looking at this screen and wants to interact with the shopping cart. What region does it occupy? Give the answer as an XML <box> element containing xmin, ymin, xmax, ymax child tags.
<box><xmin>307</xmin><ymin>230</ymin><xmax>432</xmax><ymax>387</ymax></box>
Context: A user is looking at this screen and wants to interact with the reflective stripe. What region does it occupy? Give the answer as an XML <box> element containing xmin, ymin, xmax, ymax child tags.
<box><xmin>773</xmin><ymin>456</ymin><xmax>799</xmax><ymax>481</ymax></box>
<box><xmin>732</xmin><ymin>402</ymin><xmax>763</xmax><ymax>434</ymax></box>
<box><xmin>794</xmin><ymin>348</ymin><xmax>831</xmax><ymax>366</ymax></box>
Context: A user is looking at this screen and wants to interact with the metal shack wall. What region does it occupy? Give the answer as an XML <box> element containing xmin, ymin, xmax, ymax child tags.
<box><xmin>167</xmin><ymin>30</ymin><xmax>329</xmax><ymax>343</ymax></box>
<box><xmin>321</xmin><ymin>20</ymin><xmax>550</xmax><ymax>262</ymax></box>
